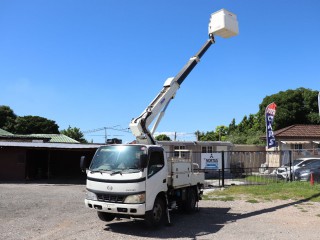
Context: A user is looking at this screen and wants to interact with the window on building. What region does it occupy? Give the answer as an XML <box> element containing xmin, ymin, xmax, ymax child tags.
<box><xmin>202</xmin><ymin>147</ymin><xmax>207</xmax><ymax>153</ymax></box>
<box><xmin>294</xmin><ymin>144</ymin><xmax>302</xmax><ymax>150</ymax></box>
<box><xmin>208</xmin><ymin>146</ymin><xmax>213</xmax><ymax>153</ymax></box>
<box><xmin>294</xmin><ymin>144</ymin><xmax>303</xmax><ymax>153</ymax></box>
<box><xmin>174</xmin><ymin>145</ymin><xmax>186</xmax><ymax>157</ymax></box>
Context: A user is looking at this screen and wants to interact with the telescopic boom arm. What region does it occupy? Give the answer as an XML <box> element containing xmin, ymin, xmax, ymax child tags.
<box><xmin>129</xmin><ymin>35</ymin><xmax>214</xmax><ymax>145</ymax></box>
<box><xmin>129</xmin><ymin>9</ymin><xmax>239</xmax><ymax>145</ymax></box>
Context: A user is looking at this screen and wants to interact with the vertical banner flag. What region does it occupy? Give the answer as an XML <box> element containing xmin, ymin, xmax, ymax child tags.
<box><xmin>265</xmin><ymin>102</ymin><xmax>277</xmax><ymax>148</ymax></box>
<box><xmin>318</xmin><ymin>92</ymin><xmax>320</xmax><ymax>116</ymax></box>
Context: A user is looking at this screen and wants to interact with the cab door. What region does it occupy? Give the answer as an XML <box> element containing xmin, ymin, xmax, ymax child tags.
<box><xmin>145</xmin><ymin>147</ymin><xmax>168</xmax><ymax>211</ymax></box>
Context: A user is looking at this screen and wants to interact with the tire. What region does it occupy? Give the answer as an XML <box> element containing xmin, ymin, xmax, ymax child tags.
<box><xmin>97</xmin><ymin>211</ymin><xmax>115</xmax><ymax>222</ymax></box>
<box><xmin>145</xmin><ymin>197</ymin><xmax>165</xmax><ymax>227</ymax></box>
<box><xmin>185</xmin><ymin>188</ymin><xmax>197</xmax><ymax>213</ymax></box>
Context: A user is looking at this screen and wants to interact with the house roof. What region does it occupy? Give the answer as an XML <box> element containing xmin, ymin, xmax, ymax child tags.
<box><xmin>273</xmin><ymin>124</ymin><xmax>320</xmax><ymax>139</ymax></box>
<box><xmin>0</xmin><ymin>129</ymin><xmax>79</xmax><ymax>143</ymax></box>
<box><xmin>0</xmin><ymin>141</ymin><xmax>102</xmax><ymax>149</ymax></box>
<box><xmin>0</xmin><ymin>128</ymin><xmax>13</xmax><ymax>136</ymax></box>
<box><xmin>29</xmin><ymin>134</ymin><xmax>79</xmax><ymax>143</ymax></box>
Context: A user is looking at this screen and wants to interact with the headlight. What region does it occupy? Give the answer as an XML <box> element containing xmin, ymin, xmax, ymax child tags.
<box><xmin>124</xmin><ymin>193</ymin><xmax>145</xmax><ymax>204</ymax></box>
<box><xmin>86</xmin><ymin>190</ymin><xmax>97</xmax><ymax>200</ymax></box>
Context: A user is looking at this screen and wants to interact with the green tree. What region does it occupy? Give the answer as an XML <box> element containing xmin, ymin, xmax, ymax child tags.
<box><xmin>199</xmin><ymin>131</ymin><xmax>217</xmax><ymax>141</ymax></box>
<box><xmin>257</xmin><ymin>88</ymin><xmax>320</xmax><ymax>131</ymax></box>
<box><xmin>197</xmin><ymin>88</ymin><xmax>319</xmax><ymax>145</ymax></box>
<box><xmin>215</xmin><ymin>125</ymin><xmax>228</xmax><ymax>141</ymax></box>
<box><xmin>14</xmin><ymin>115</ymin><xmax>59</xmax><ymax>134</ymax></box>
<box><xmin>155</xmin><ymin>134</ymin><xmax>171</xmax><ymax>141</ymax></box>
<box><xmin>225</xmin><ymin>129</ymin><xmax>247</xmax><ymax>144</ymax></box>
<box><xmin>228</xmin><ymin>118</ymin><xmax>236</xmax><ymax>134</ymax></box>
<box><xmin>0</xmin><ymin>105</ymin><xmax>17</xmax><ymax>132</ymax></box>
<box><xmin>195</xmin><ymin>126</ymin><xmax>229</xmax><ymax>142</ymax></box>
<box><xmin>60</xmin><ymin>126</ymin><xmax>88</xmax><ymax>143</ymax></box>
<box><xmin>225</xmin><ymin>88</ymin><xmax>319</xmax><ymax>145</ymax></box>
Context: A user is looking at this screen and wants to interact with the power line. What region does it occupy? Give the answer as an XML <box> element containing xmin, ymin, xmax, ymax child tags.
<box><xmin>83</xmin><ymin>126</ymin><xmax>130</xmax><ymax>143</ymax></box>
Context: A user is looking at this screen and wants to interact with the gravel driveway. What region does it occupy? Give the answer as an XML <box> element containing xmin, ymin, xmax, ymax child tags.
<box><xmin>1</xmin><ymin>183</ymin><xmax>320</xmax><ymax>240</ymax></box>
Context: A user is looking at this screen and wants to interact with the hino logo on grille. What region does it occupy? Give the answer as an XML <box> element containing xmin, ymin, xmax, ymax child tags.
<box><xmin>107</xmin><ymin>186</ymin><xmax>113</xmax><ymax>191</ymax></box>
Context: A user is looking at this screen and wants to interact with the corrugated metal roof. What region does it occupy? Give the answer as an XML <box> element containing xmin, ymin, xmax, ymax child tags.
<box><xmin>0</xmin><ymin>128</ymin><xmax>13</xmax><ymax>136</ymax></box>
<box><xmin>0</xmin><ymin>131</ymin><xmax>79</xmax><ymax>143</ymax></box>
<box><xmin>29</xmin><ymin>134</ymin><xmax>79</xmax><ymax>143</ymax></box>
<box><xmin>0</xmin><ymin>141</ymin><xmax>102</xmax><ymax>149</ymax></box>
<box><xmin>0</xmin><ymin>134</ymin><xmax>49</xmax><ymax>140</ymax></box>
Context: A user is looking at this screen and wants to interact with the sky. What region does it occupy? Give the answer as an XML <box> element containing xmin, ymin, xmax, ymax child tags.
<box><xmin>1</xmin><ymin>0</ymin><xmax>319</xmax><ymax>143</ymax></box>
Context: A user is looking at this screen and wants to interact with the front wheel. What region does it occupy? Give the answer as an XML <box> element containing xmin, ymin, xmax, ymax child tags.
<box><xmin>97</xmin><ymin>211</ymin><xmax>115</xmax><ymax>222</ymax></box>
<box><xmin>145</xmin><ymin>197</ymin><xmax>165</xmax><ymax>227</ymax></box>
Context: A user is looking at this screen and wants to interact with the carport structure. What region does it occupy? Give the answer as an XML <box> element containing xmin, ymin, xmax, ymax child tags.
<box><xmin>0</xmin><ymin>138</ymin><xmax>101</xmax><ymax>181</ymax></box>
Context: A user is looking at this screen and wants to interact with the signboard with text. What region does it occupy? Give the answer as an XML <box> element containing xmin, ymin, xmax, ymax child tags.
<box><xmin>201</xmin><ymin>153</ymin><xmax>222</xmax><ymax>170</ymax></box>
<box><xmin>265</xmin><ymin>102</ymin><xmax>277</xmax><ymax>148</ymax></box>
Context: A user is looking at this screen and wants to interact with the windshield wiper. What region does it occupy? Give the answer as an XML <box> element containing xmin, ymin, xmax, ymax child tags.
<box><xmin>90</xmin><ymin>168</ymin><xmax>111</xmax><ymax>174</ymax></box>
<box><xmin>110</xmin><ymin>170</ymin><xmax>123</xmax><ymax>176</ymax></box>
<box><xmin>90</xmin><ymin>169</ymin><xmax>104</xmax><ymax>174</ymax></box>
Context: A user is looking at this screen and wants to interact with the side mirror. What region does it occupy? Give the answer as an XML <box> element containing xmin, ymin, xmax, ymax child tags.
<box><xmin>80</xmin><ymin>156</ymin><xmax>87</xmax><ymax>172</ymax></box>
<box><xmin>140</xmin><ymin>154</ymin><xmax>148</xmax><ymax>168</ymax></box>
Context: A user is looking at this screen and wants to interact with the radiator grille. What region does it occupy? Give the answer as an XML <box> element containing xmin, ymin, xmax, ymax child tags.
<box><xmin>96</xmin><ymin>193</ymin><xmax>125</xmax><ymax>203</ymax></box>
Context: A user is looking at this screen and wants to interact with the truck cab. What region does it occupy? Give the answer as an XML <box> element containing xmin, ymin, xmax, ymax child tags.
<box><xmin>82</xmin><ymin>144</ymin><xmax>170</xmax><ymax>225</ymax></box>
<box><xmin>81</xmin><ymin>144</ymin><xmax>204</xmax><ymax>226</ymax></box>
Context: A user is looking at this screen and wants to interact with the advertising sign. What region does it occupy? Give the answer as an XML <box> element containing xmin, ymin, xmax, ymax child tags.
<box><xmin>201</xmin><ymin>153</ymin><xmax>222</xmax><ymax>170</ymax></box>
<box><xmin>318</xmin><ymin>92</ymin><xmax>320</xmax><ymax>116</ymax></box>
<box><xmin>265</xmin><ymin>102</ymin><xmax>277</xmax><ymax>148</ymax></box>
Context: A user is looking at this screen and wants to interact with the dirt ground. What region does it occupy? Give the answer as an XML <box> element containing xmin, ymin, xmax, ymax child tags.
<box><xmin>1</xmin><ymin>183</ymin><xmax>320</xmax><ymax>240</ymax></box>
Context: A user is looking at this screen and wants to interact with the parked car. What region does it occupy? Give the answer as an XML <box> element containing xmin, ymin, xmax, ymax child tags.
<box><xmin>276</xmin><ymin>158</ymin><xmax>320</xmax><ymax>180</ymax></box>
<box><xmin>295</xmin><ymin>159</ymin><xmax>320</xmax><ymax>181</ymax></box>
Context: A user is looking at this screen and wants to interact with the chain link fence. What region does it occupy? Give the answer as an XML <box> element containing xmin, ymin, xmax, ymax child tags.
<box><xmin>166</xmin><ymin>150</ymin><xmax>320</xmax><ymax>187</ymax></box>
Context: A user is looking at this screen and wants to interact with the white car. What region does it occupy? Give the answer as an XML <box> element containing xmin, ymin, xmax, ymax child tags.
<box><xmin>276</xmin><ymin>157</ymin><xmax>320</xmax><ymax>180</ymax></box>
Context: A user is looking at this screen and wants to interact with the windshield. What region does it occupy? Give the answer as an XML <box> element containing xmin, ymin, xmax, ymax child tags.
<box><xmin>302</xmin><ymin>159</ymin><xmax>320</xmax><ymax>168</ymax></box>
<box><xmin>292</xmin><ymin>160</ymin><xmax>303</xmax><ymax>166</ymax></box>
<box><xmin>90</xmin><ymin>145</ymin><xmax>147</xmax><ymax>172</ymax></box>
<box><xmin>283</xmin><ymin>159</ymin><xmax>303</xmax><ymax>167</ymax></box>
<box><xmin>298</xmin><ymin>159</ymin><xmax>319</xmax><ymax>167</ymax></box>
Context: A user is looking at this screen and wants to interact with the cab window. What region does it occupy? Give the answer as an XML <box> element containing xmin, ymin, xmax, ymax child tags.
<box><xmin>148</xmin><ymin>150</ymin><xmax>164</xmax><ymax>177</ymax></box>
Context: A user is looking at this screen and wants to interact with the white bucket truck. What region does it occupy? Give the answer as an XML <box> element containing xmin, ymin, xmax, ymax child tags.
<box><xmin>80</xmin><ymin>9</ymin><xmax>238</xmax><ymax>227</ymax></box>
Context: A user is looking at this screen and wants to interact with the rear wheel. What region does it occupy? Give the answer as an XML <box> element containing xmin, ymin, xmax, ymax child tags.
<box><xmin>97</xmin><ymin>212</ymin><xmax>115</xmax><ymax>222</ymax></box>
<box><xmin>185</xmin><ymin>188</ymin><xmax>197</xmax><ymax>213</ymax></box>
<box><xmin>145</xmin><ymin>197</ymin><xmax>165</xmax><ymax>227</ymax></box>
<box><xmin>177</xmin><ymin>188</ymin><xmax>197</xmax><ymax>213</ymax></box>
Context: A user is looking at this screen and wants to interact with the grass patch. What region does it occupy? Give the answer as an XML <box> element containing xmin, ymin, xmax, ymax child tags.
<box><xmin>204</xmin><ymin>181</ymin><xmax>320</xmax><ymax>202</ymax></box>
<box><xmin>246</xmin><ymin>199</ymin><xmax>259</xmax><ymax>203</ymax></box>
<box><xmin>245</xmin><ymin>175</ymin><xmax>280</xmax><ymax>184</ymax></box>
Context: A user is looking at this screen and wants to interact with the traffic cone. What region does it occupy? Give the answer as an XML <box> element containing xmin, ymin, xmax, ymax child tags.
<box><xmin>310</xmin><ymin>173</ymin><xmax>314</xmax><ymax>186</ymax></box>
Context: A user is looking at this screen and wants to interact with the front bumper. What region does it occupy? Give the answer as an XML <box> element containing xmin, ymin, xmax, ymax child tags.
<box><xmin>85</xmin><ymin>199</ymin><xmax>146</xmax><ymax>216</ymax></box>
